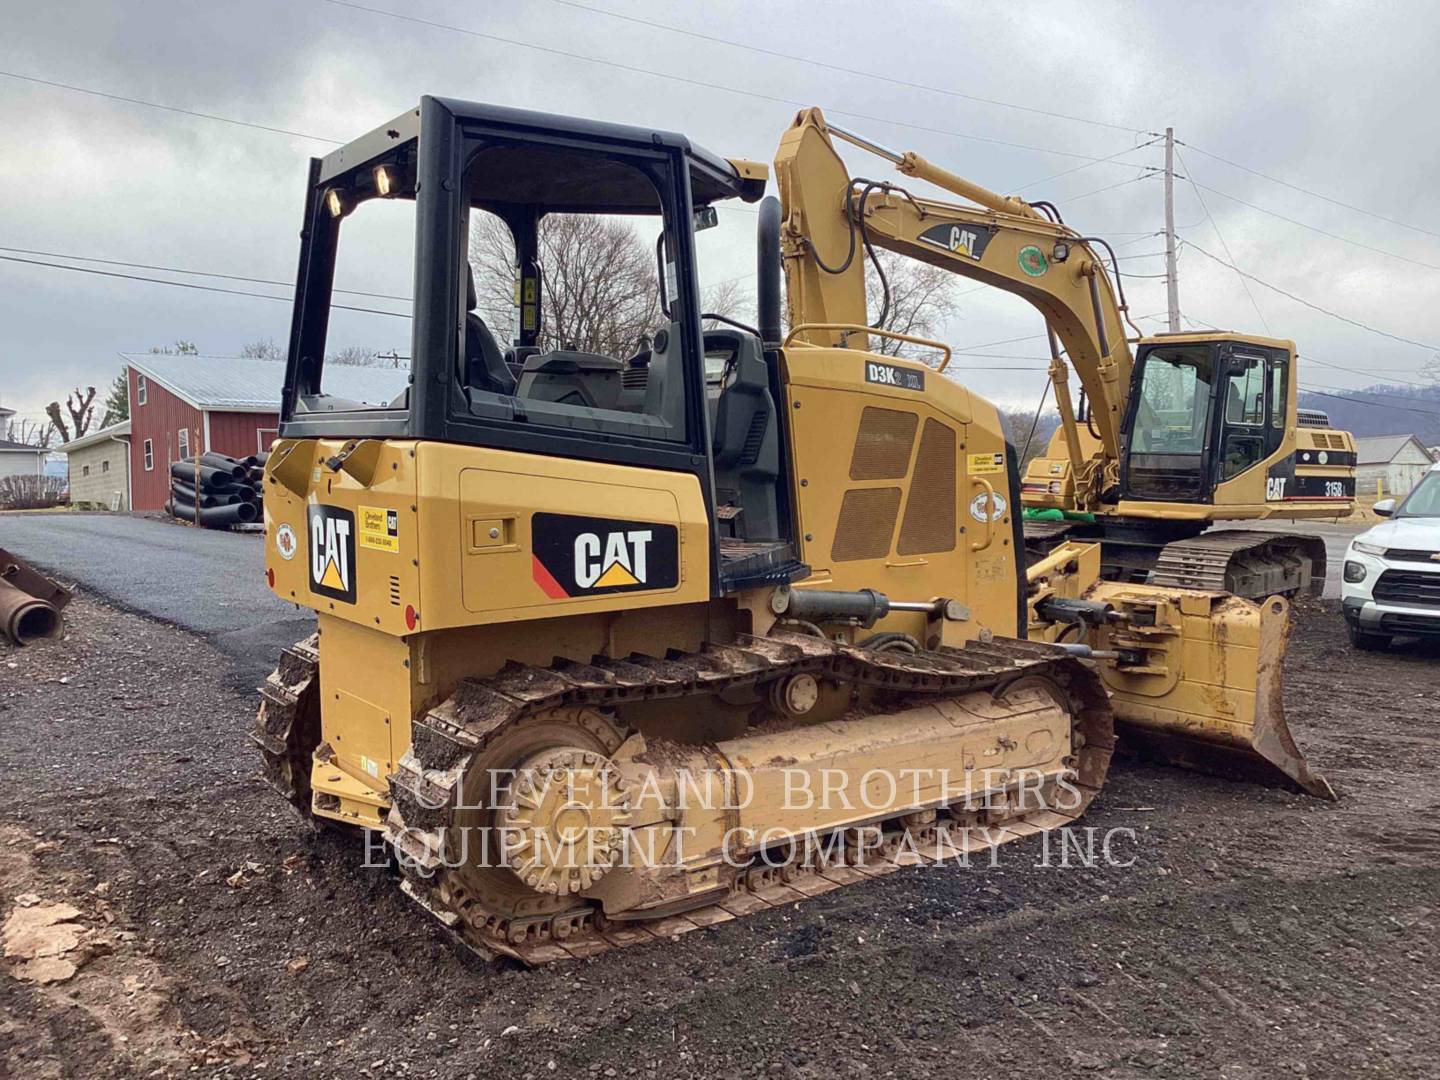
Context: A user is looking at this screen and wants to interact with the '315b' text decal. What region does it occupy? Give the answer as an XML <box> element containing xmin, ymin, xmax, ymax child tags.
<box><xmin>531</xmin><ymin>513</ymin><xmax>680</xmax><ymax>599</ymax></box>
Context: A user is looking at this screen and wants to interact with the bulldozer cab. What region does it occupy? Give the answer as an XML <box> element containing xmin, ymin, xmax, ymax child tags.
<box><xmin>279</xmin><ymin>96</ymin><xmax>802</xmax><ymax>594</ymax></box>
<box><xmin>1120</xmin><ymin>335</ymin><xmax>1291</xmax><ymax>503</ymax></box>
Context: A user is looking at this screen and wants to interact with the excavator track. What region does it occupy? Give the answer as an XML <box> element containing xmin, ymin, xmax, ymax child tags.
<box><xmin>1147</xmin><ymin>529</ymin><xmax>1327</xmax><ymax>598</ymax></box>
<box><xmin>251</xmin><ymin>633</ymin><xmax>321</xmax><ymax>813</ymax></box>
<box><xmin>1023</xmin><ymin>522</ymin><xmax>1328</xmax><ymax>600</ymax></box>
<box><xmin>383</xmin><ymin>631</ymin><xmax>1114</xmax><ymax>965</ymax></box>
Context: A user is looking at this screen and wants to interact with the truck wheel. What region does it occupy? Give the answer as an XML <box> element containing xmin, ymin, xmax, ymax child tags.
<box><xmin>1346</xmin><ymin>623</ymin><xmax>1391</xmax><ymax>652</ymax></box>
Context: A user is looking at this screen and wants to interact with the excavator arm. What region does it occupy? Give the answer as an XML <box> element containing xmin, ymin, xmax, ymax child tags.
<box><xmin>774</xmin><ymin>107</ymin><xmax>1134</xmax><ymax>510</ymax></box>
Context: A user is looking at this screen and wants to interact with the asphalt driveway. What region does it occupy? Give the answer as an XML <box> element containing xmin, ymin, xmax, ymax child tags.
<box><xmin>0</xmin><ymin>512</ymin><xmax>311</xmax><ymax>686</ymax></box>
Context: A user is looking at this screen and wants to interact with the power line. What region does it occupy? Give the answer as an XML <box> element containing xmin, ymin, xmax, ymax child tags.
<box><xmin>1188</xmin><ymin>177</ymin><xmax>1440</xmax><ymax>273</ymax></box>
<box><xmin>1179</xmin><ymin>141</ymin><xmax>1440</xmax><ymax>240</ymax></box>
<box><xmin>1013</xmin><ymin>138</ymin><xmax>1161</xmax><ymax>192</ymax></box>
<box><xmin>0</xmin><ymin>70</ymin><xmax>341</xmax><ymax>144</ymax></box>
<box><xmin>545</xmin><ymin>0</ymin><xmax>1149</xmax><ymax>135</ymax></box>
<box><xmin>1173</xmin><ymin>144</ymin><xmax>1270</xmax><ymax>334</ymax></box>
<box><xmin>1299</xmin><ymin>352</ymin><xmax>1431</xmax><ymax>389</ymax></box>
<box><xmin>320</xmin><ymin>0</ymin><xmax>1146</xmax><ymax>165</ymax></box>
<box><xmin>1180</xmin><ymin>241</ymin><xmax>1440</xmax><ymax>352</ymax></box>
<box><xmin>1058</xmin><ymin>171</ymin><xmax>1159</xmax><ymax>205</ymax></box>
<box><xmin>0</xmin><ymin>254</ymin><xmax>409</xmax><ymax>318</ymax></box>
<box><xmin>1301</xmin><ymin>384</ymin><xmax>1440</xmax><ymax>419</ymax></box>
<box><xmin>0</xmin><ymin>245</ymin><xmax>411</xmax><ymax>303</ymax></box>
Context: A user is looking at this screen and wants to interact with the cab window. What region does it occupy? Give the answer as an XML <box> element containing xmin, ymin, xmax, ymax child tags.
<box><xmin>456</xmin><ymin>143</ymin><xmax>689</xmax><ymax>445</ymax></box>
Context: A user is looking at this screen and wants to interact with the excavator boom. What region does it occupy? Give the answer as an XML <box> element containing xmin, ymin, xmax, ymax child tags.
<box><xmin>776</xmin><ymin>107</ymin><xmax>1333</xmax><ymax>801</ymax></box>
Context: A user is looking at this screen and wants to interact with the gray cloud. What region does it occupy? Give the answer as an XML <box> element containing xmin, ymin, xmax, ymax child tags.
<box><xmin>1</xmin><ymin>0</ymin><xmax>1435</xmax><ymax>425</ymax></box>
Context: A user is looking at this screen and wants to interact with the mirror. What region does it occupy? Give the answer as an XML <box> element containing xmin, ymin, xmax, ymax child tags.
<box><xmin>1373</xmin><ymin>498</ymin><xmax>1396</xmax><ymax>518</ymax></box>
<box><xmin>692</xmin><ymin>205</ymin><xmax>719</xmax><ymax>232</ymax></box>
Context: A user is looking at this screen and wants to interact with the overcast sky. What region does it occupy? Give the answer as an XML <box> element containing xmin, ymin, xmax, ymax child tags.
<box><xmin>2</xmin><ymin>0</ymin><xmax>1437</xmax><ymax>433</ymax></box>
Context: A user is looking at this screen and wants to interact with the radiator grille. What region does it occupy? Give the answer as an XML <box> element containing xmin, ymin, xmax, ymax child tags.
<box><xmin>831</xmin><ymin>487</ymin><xmax>902</xmax><ymax>562</ymax></box>
<box><xmin>897</xmin><ymin>419</ymin><xmax>957</xmax><ymax>554</ymax></box>
<box><xmin>1373</xmin><ymin>570</ymin><xmax>1440</xmax><ymax>608</ymax></box>
<box><xmin>849</xmin><ymin>408</ymin><xmax>918</xmax><ymax>480</ymax></box>
<box><xmin>1327</xmin><ymin>433</ymin><xmax>1347</xmax><ymax>449</ymax></box>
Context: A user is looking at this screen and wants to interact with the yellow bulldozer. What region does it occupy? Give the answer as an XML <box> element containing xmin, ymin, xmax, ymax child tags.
<box><xmin>254</xmin><ymin>98</ymin><xmax>1332</xmax><ymax>965</ymax></box>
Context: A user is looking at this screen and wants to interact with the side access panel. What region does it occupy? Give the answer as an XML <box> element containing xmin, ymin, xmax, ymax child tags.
<box><xmin>1087</xmin><ymin>582</ymin><xmax>1334</xmax><ymax>799</ymax></box>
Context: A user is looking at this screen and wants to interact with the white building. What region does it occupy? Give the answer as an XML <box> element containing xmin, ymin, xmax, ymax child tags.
<box><xmin>0</xmin><ymin>401</ymin><xmax>49</xmax><ymax>480</ymax></box>
<box><xmin>1354</xmin><ymin>434</ymin><xmax>1435</xmax><ymax>499</ymax></box>
<box><xmin>57</xmin><ymin>420</ymin><xmax>132</xmax><ymax>510</ymax></box>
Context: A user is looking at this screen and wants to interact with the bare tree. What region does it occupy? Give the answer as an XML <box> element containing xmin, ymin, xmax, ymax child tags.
<box><xmin>6</xmin><ymin>418</ymin><xmax>56</xmax><ymax>448</ymax></box>
<box><xmin>701</xmin><ymin>276</ymin><xmax>755</xmax><ymax>331</ymax></box>
<box><xmin>864</xmin><ymin>250</ymin><xmax>959</xmax><ymax>360</ymax></box>
<box><xmin>241</xmin><ymin>338</ymin><xmax>284</xmax><ymax>360</ymax></box>
<box><xmin>150</xmin><ymin>340</ymin><xmax>198</xmax><ymax>355</ymax></box>
<box><xmin>470</xmin><ymin>213</ymin><xmax>661</xmax><ymax>357</ymax></box>
<box><xmin>328</xmin><ymin>346</ymin><xmax>379</xmax><ymax>367</ymax></box>
<box><xmin>45</xmin><ymin>386</ymin><xmax>96</xmax><ymax>444</ymax></box>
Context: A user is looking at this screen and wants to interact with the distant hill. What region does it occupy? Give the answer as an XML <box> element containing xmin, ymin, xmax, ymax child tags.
<box><xmin>1298</xmin><ymin>383</ymin><xmax>1440</xmax><ymax>446</ymax></box>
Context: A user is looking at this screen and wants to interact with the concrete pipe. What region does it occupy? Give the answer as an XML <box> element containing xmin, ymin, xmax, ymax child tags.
<box><xmin>0</xmin><ymin>578</ymin><xmax>61</xmax><ymax>646</ymax></box>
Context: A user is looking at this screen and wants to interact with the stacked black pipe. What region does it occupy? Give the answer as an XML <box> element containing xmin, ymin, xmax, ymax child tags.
<box><xmin>166</xmin><ymin>451</ymin><xmax>267</xmax><ymax>528</ymax></box>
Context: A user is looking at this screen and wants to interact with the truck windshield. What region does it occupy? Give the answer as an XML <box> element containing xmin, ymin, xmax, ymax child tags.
<box><xmin>1397</xmin><ymin>470</ymin><xmax>1440</xmax><ymax>518</ymax></box>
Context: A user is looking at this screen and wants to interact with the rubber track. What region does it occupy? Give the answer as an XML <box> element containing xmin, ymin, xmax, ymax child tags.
<box><xmin>384</xmin><ymin>631</ymin><xmax>1114</xmax><ymax>965</ymax></box>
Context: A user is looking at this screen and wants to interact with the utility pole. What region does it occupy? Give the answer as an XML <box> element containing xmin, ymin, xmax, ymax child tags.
<box><xmin>1164</xmin><ymin>126</ymin><xmax>1180</xmax><ymax>332</ymax></box>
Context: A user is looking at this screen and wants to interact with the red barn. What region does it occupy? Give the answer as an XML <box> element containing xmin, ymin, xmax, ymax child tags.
<box><xmin>122</xmin><ymin>354</ymin><xmax>406</xmax><ymax>511</ymax></box>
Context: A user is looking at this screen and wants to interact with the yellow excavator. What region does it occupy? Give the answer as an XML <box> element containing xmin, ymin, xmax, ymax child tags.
<box><xmin>774</xmin><ymin>112</ymin><xmax>1355</xmax><ymax>599</ymax></box>
<box><xmin>254</xmin><ymin>98</ymin><xmax>1332</xmax><ymax>966</ymax></box>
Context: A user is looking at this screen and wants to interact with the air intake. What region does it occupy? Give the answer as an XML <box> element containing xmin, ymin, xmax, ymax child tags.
<box><xmin>849</xmin><ymin>407</ymin><xmax>918</xmax><ymax>480</ymax></box>
<box><xmin>831</xmin><ymin>488</ymin><xmax>902</xmax><ymax>562</ymax></box>
<box><xmin>898</xmin><ymin>419</ymin><xmax>957</xmax><ymax>554</ymax></box>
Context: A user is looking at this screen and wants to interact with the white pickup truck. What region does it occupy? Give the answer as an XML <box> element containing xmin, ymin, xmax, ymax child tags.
<box><xmin>1341</xmin><ymin>460</ymin><xmax>1440</xmax><ymax>649</ymax></box>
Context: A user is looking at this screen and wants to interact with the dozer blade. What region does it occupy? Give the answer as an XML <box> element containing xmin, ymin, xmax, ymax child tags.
<box><xmin>1085</xmin><ymin>583</ymin><xmax>1336</xmax><ymax>800</ymax></box>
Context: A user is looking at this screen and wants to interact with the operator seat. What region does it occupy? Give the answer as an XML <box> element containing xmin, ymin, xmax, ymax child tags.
<box><xmin>464</xmin><ymin>265</ymin><xmax>515</xmax><ymax>396</ymax></box>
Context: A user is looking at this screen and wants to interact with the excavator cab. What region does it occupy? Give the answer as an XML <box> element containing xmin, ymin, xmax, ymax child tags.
<box><xmin>279</xmin><ymin>97</ymin><xmax>801</xmax><ymax>595</ymax></box>
<box><xmin>1120</xmin><ymin>337</ymin><xmax>1290</xmax><ymax>503</ymax></box>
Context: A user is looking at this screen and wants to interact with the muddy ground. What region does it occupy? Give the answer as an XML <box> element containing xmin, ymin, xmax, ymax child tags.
<box><xmin>1</xmin><ymin>594</ymin><xmax>1437</xmax><ymax>1079</ymax></box>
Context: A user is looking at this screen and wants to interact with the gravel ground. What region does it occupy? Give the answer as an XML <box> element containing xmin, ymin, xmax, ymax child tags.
<box><xmin>1</xmin><ymin>592</ymin><xmax>1437</xmax><ymax>1078</ymax></box>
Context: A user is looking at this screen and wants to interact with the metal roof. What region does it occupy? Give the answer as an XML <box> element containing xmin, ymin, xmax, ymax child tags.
<box><xmin>0</xmin><ymin>439</ymin><xmax>48</xmax><ymax>454</ymax></box>
<box><xmin>56</xmin><ymin>420</ymin><xmax>131</xmax><ymax>454</ymax></box>
<box><xmin>120</xmin><ymin>354</ymin><xmax>408</xmax><ymax>413</ymax></box>
<box><xmin>1354</xmin><ymin>433</ymin><xmax>1432</xmax><ymax>464</ymax></box>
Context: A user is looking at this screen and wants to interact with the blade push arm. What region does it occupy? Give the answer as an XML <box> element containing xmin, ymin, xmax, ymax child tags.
<box><xmin>774</xmin><ymin>107</ymin><xmax>1135</xmax><ymax>490</ymax></box>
